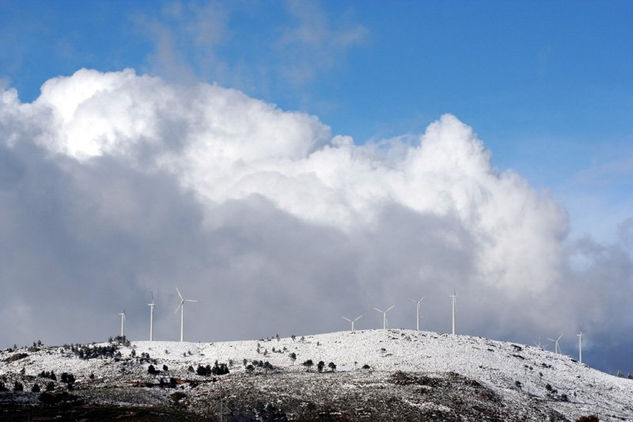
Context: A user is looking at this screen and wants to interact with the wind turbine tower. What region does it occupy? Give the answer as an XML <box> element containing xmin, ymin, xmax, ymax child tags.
<box><xmin>409</xmin><ymin>297</ymin><xmax>424</xmax><ymax>331</ymax></box>
<box><xmin>148</xmin><ymin>294</ymin><xmax>156</xmax><ymax>341</ymax></box>
<box><xmin>548</xmin><ymin>334</ymin><xmax>563</xmax><ymax>354</ymax></box>
<box><xmin>175</xmin><ymin>288</ymin><xmax>198</xmax><ymax>342</ymax></box>
<box><xmin>342</xmin><ymin>315</ymin><xmax>362</xmax><ymax>332</ymax></box>
<box><xmin>450</xmin><ymin>291</ymin><xmax>457</xmax><ymax>335</ymax></box>
<box><xmin>373</xmin><ymin>305</ymin><xmax>395</xmax><ymax>330</ymax></box>
<box><xmin>577</xmin><ymin>332</ymin><xmax>583</xmax><ymax>364</ymax></box>
<box><xmin>118</xmin><ymin>310</ymin><xmax>126</xmax><ymax>338</ymax></box>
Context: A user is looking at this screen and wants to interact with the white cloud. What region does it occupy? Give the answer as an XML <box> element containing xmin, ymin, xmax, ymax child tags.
<box><xmin>0</xmin><ymin>69</ymin><xmax>631</xmax><ymax>372</ymax></box>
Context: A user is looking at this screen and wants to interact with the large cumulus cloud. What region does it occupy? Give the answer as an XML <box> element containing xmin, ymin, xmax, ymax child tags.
<box><xmin>1</xmin><ymin>69</ymin><xmax>631</xmax><ymax>373</ymax></box>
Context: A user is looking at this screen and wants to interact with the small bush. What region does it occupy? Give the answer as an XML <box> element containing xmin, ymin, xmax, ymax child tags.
<box><xmin>13</xmin><ymin>381</ymin><xmax>23</xmax><ymax>392</ymax></box>
<box><xmin>31</xmin><ymin>383</ymin><xmax>40</xmax><ymax>393</ymax></box>
<box><xmin>328</xmin><ymin>362</ymin><xmax>336</xmax><ymax>372</ymax></box>
<box><xmin>147</xmin><ymin>364</ymin><xmax>157</xmax><ymax>375</ymax></box>
<box><xmin>302</xmin><ymin>359</ymin><xmax>314</xmax><ymax>369</ymax></box>
<box><xmin>317</xmin><ymin>361</ymin><xmax>325</xmax><ymax>373</ymax></box>
<box><xmin>162</xmin><ymin>364</ymin><xmax>168</xmax><ymax>371</ymax></box>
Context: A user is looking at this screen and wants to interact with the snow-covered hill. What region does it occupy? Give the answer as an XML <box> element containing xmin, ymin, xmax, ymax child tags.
<box><xmin>1</xmin><ymin>329</ymin><xmax>631</xmax><ymax>421</ymax></box>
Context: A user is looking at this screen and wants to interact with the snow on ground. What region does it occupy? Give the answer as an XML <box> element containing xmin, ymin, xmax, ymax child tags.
<box><xmin>2</xmin><ymin>329</ymin><xmax>632</xmax><ymax>420</ymax></box>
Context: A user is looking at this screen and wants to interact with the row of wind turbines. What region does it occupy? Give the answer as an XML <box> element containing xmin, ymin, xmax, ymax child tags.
<box><xmin>343</xmin><ymin>292</ymin><xmax>585</xmax><ymax>364</ymax></box>
<box><xmin>118</xmin><ymin>288</ymin><xmax>197</xmax><ymax>343</ymax></box>
<box><xmin>117</xmin><ymin>289</ymin><xmax>585</xmax><ymax>364</ymax></box>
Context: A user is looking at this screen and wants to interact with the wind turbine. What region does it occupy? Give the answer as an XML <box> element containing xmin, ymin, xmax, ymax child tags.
<box><xmin>577</xmin><ymin>332</ymin><xmax>583</xmax><ymax>364</ymax></box>
<box><xmin>148</xmin><ymin>293</ymin><xmax>156</xmax><ymax>341</ymax></box>
<box><xmin>408</xmin><ymin>297</ymin><xmax>424</xmax><ymax>331</ymax></box>
<box><xmin>373</xmin><ymin>305</ymin><xmax>395</xmax><ymax>330</ymax></box>
<box><xmin>118</xmin><ymin>310</ymin><xmax>126</xmax><ymax>338</ymax></box>
<box><xmin>175</xmin><ymin>288</ymin><xmax>198</xmax><ymax>342</ymax></box>
<box><xmin>342</xmin><ymin>315</ymin><xmax>362</xmax><ymax>332</ymax></box>
<box><xmin>449</xmin><ymin>291</ymin><xmax>457</xmax><ymax>335</ymax></box>
<box><xmin>548</xmin><ymin>334</ymin><xmax>563</xmax><ymax>354</ymax></box>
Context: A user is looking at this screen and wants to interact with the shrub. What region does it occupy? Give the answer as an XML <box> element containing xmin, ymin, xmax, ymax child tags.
<box><xmin>289</xmin><ymin>352</ymin><xmax>296</xmax><ymax>361</ymax></box>
<box><xmin>302</xmin><ymin>359</ymin><xmax>314</xmax><ymax>370</ymax></box>
<box><xmin>196</xmin><ymin>365</ymin><xmax>211</xmax><ymax>376</ymax></box>
<box><xmin>60</xmin><ymin>373</ymin><xmax>75</xmax><ymax>386</ymax></box>
<box><xmin>362</xmin><ymin>364</ymin><xmax>371</xmax><ymax>370</ymax></box>
<box><xmin>13</xmin><ymin>381</ymin><xmax>23</xmax><ymax>392</ymax></box>
<box><xmin>328</xmin><ymin>362</ymin><xmax>336</xmax><ymax>372</ymax></box>
<box><xmin>246</xmin><ymin>364</ymin><xmax>255</xmax><ymax>373</ymax></box>
<box><xmin>576</xmin><ymin>416</ymin><xmax>599</xmax><ymax>422</ymax></box>
<box><xmin>162</xmin><ymin>364</ymin><xmax>168</xmax><ymax>371</ymax></box>
<box><xmin>317</xmin><ymin>361</ymin><xmax>325</xmax><ymax>373</ymax></box>
<box><xmin>147</xmin><ymin>364</ymin><xmax>157</xmax><ymax>375</ymax></box>
<box><xmin>31</xmin><ymin>383</ymin><xmax>40</xmax><ymax>393</ymax></box>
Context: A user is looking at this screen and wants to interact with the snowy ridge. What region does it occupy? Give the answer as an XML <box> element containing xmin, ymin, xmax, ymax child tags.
<box><xmin>1</xmin><ymin>329</ymin><xmax>632</xmax><ymax>420</ymax></box>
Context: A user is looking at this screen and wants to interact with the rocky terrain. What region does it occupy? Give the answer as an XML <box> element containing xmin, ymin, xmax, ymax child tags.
<box><xmin>1</xmin><ymin>329</ymin><xmax>631</xmax><ymax>421</ymax></box>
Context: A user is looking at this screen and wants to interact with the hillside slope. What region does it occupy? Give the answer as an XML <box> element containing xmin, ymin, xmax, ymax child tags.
<box><xmin>1</xmin><ymin>329</ymin><xmax>631</xmax><ymax>421</ymax></box>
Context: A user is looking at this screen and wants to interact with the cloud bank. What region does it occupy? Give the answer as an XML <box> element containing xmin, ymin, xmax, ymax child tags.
<box><xmin>1</xmin><ymin>69</ymin><xmax>631</xmax><ymax>372</ymax></box>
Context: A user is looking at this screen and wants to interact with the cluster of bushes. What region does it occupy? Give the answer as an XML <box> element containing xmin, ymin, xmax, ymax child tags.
<box><xmin>301</xmin><ymin>359</ymin><xmax>336</xmax><ymax>372</ymax></box>
<box><xmin>108</xmin><ymin>336</ymin><xmax>131</xmax><ymax>347</ymax></box>
<box><xmin>0</xmin><ymin>380</ymin><xmax>55</xmax><ymax>393</ymax></box>
<box><xmin>72</xmin><ymin>344</ymin><xmax>121</xmax><ymax>360</ymax></box>
<box><xmin>38</xmin><ymin>370</ymin><xmax>57</xmax><ymax>381</ymax></box>
<box><xmin>246</xmin><ymin>360</ymin><xmax>274</xmax><ymax>372</ymax></box>
<box><xmin>138</xmin><ymin>352</ymin><xmax>152</xmax><ymax>364</ymax></box>
<box><xmin>196</xmin><ymin>361</ymin><xmax>230</xmax><ymax>376</ymax></box>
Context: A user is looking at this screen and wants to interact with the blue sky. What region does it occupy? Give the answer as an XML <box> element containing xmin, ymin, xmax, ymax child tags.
<box><xmin>2</xmin><ymin>0</ymin><xmax>631</xmax><ymax>242</ymax></box>
<box><xmin>0</xmin><ymin>1</ymin><xmax>632</xmax><ymax>373</ymax></box>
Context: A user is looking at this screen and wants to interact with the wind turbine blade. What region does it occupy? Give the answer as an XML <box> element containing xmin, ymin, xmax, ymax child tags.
<box><xmin>547</xmin><ymin>338</ymin><xmax>556</xmax><ymax>342</ymax></box>
<box><xmin>342</xmin><ymin>317</ymin><xmax>351</xmax><ymax>322</ymax></box>
<box><xmin>373</xmin><ymin>308</ymin><xmax>383</xmax><ymax>313</ymax></box>
<box><xmin>386</xmin><ymin>305</ymin><xmax>395</xmax><ymax>312</ymax></box>
<box><xmin>176</xmin><ymin>288</ymin><xmax>183</xmax><ymax>301</ymax></box>
<box><xmin>354</xmin><ymin>315</ymin><xmax>363</xmax><ymax>321</ymax></box>
<box><xmin>174</xmin><ymin>301</ymin><xmax>183</xmax><ymax>314</ymax></box>
<box><xmin>185</xmin><ymin>299</ymin><xmax>198</xmax><ymax>303</ymax></box>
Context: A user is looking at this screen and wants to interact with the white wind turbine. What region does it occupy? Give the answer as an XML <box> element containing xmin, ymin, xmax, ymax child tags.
<box><xmin>548</xmin><ymin>334</ymin><xmax>563</xmax><ymax>354</ymax></box>
<box><xmin>118</xmin><ymin>310</ymin><xmax>126</xmax><ymax>338</ymax></box>
<box><xmin>409</xmin><ymin>297</ymin><xmax>424</xmax><ymax>331</ymax></box>
<box><xmin>175</xmin><ymin>288</ymin><xmax>198</xmax><ymax>342</ymax></box>
<box><xmin>373</xmin><ymin>305</ymin><xmax>395</xmax><ymax>330</ymax></box>
<box><xmin>450</xmin><ymin>291</ymin><xmax>457</xmax><ymax>335</ymax></box>
<box><xmin>148</xmin><ymin>293</ymin><xmax>156</xmax><ymax>341</ymax></box>
<box><xmin>342</xmin><ymin>315</ymin><xmax>362</xmax><ymax>332</ymax></box>
<box><xmin>577</xmin><ymin>332</ymin><xmax>583</xmax><ymax>364</ymax></box>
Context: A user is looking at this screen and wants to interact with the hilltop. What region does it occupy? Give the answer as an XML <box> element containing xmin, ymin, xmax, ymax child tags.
<box><xmin>1</xmin><ymin>329</ymin><xmax>631</xmax><ymax>421</ymax></box>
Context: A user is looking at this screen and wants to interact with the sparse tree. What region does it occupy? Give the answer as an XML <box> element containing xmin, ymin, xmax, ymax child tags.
<box><xmin>328</xmin><ymin>362</ymin><xmax>336</xmax><ymax>372</ymax></box>
<box><xmin>317</xmin><ymin>361</ymin><xmax>325</xmax><ymax>373</ymax></box>
<box><xmin>302</xmin><ymin>359</ymin><xmax>314</xmax><ymax>370</ymax></box>
<box><xmin>31</xmin><ymin>383</ymin><xmax>40</xmax><ymax>393</ymax></box>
